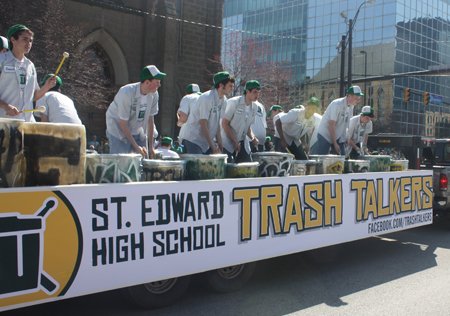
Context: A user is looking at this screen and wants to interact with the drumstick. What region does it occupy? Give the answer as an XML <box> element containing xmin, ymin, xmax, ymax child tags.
<box><xmin>19</xmin><ymin>106</ymin><xmax>46</xmax><ymax>114</ymax></box>
<box><xmin>55</xmin><ymin>52</ymin><xmax>69</xmax><ymax>75</ymax></box>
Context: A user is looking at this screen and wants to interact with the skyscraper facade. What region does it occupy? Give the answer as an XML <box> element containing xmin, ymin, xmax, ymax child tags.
<box><xmin>223</xmin><ymin>0</ymin><xmax>450</xmax><ymax>136</ymax></box>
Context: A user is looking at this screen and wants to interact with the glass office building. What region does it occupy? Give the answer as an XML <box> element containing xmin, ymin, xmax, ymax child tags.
<box><xmin>223</xmin><ymin>0</ymin><xmax>450</xmax><ymax>136</ymax></box>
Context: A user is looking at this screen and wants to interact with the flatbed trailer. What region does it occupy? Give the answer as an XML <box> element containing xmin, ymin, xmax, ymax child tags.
<box><xmin>0</xmin><ymin>170</ymin><xmax>433</xmax><ymax>311</ymax></box>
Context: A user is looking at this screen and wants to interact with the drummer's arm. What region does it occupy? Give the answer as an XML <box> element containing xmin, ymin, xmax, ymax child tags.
<box><xmin>33</xmin><ymin>76</ymin><xmax>57</xmax><ymax>101</ymax></box>
<box><xmin>348</xmin><ymin>138</ymin><xmax>358</xmax><ymax>150</ymax></box>
<box><xmin>177</xmin><ymin>111</ymin><xmax>188</xmax><ymax>126</ymax></box>
<box><xmin>222</xmin><ymin>118</ymin><xmax>239</xmax><ymax>152</ymax></box>
<box><xmin>119</xmin><ymin>119</ymin><xmax>142</xmax><ymax>153</ymax></box>
<box><xmin>41</xmin><ymin>113</ymin><xmax>49</xmax><ymax>122</ymax></box>
<box><xmin>275</xmin><ymin>119</ymin><xmax>288</xmax><ymax>149</ymax></box>
<box><xmin>200</xmin><ymin>119</ymin><xmax>218</xmax><ymax>152</ymax></box>
<box><xmin>147</xmin><ymin>116</ymin><xmax>155</xmax><ymax>157</ymax></box>
<box><xmin>247</xmin><ymin>126</ymin><xmax>258</xmax><ymax>147</ymax></box>
<box><xmin>0</xmin><ymin>99</ymin><xmax>19</xmax><ymax>116</ymax></box>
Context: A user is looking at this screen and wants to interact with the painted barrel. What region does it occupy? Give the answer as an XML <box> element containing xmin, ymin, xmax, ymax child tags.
<box><xmin>251</xmin><ymin>152</ymin><xmax>294</xmax><ymax>177</ymax></box>
<box><xmin>344</xmin><ymin>159</ymin><xmax>371</xmax><ymax>173</ymax></box>
<box><xmin>141</xmin><ymin>159</ymin><xmax>187</xmax><ymax>181</ymax></box>
<box><xmin>0</xmin><ymin>118</ymin><xmax>25</xmax><ymax>188</ymax></box>
<box><xmin>360</xmin><ymin>155</ymin><xmax>392</xmax><ymax>172</ymax></box>
<box><xmin>309</xmin><ymin>155</ymin><xmax>345</xmax><ymax>174</ymax></box>
<box><xmin>226</xmin><ymin>162</ymin><xmax>260</xmax><ymax>178</ymax></box>
<box><xmin>390</xmin><ymin>159</ymin><xmax>409</xmax><ymax>171</ymax></box>
<box><xmin>182</xmin><ymin>154</ymin><xmax>227</xmax><ymax>180</ymax></box>
<box><xmin>85</xmin><ymin>154</ymin><xmax>142</xmax><ymax>183</ymax></box>
<box><xmin>290</xmin><ymin>160</ymin><xmax>317</xmax><ymax>176</ymax></box>
<box><xmin>21</xmin><ymin>122</ymin><xmax>86</xmax><ymax>186</ymax></box>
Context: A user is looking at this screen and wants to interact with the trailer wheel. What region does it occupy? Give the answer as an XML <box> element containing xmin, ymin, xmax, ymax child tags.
<box><xmin>124</xmin><ymin>275</ymin><xmax>191</xmax><ymax>309</ymax></box>
<box><xmin>203</xmin><ymin>262</ymin><xmax>256</xmax><ymax>293</ymax></box>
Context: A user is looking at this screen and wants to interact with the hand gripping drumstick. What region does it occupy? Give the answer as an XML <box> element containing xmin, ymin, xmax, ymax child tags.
<box><xmin>19</xmin><ymin>105</ymin><xmax>46</xmax><ymax>114</ymax></box>
<box><xmin>55</xmin><ymin>52</ymin><xmax>69</xmax><ymax>75</ymax></box>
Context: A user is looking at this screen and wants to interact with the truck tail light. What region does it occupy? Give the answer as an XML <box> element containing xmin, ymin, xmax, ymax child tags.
<box><xmin>440</xmin><ymin>173</ymin><xmax>448</xmax><ymax>191</ymax></box>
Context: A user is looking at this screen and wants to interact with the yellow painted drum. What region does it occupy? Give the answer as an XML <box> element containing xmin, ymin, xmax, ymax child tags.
<box><xmin>85</xmin><ymin>154</ymin><xmax>142</xmax><ymax>183</ymax></box>
<box><xmin>290</xmin><ymin>160</ymin><xmax>317</xmax><ymax>176</ymax></box>
<box><xmin>226</xmin><ymin>162</ymin><xmax>260</xmax><ymax>178</ymax></box>
<box><xmin>182</xmin><ymin>154</ymin><xmax>227</xmax><ymax>180</ymax></box>
<box><xmin>309</xmin><ymin>155</ymin><xmax>345</xmax><ymax>174</ymax></box>
<box><xmin>360</xmin><ymin>155</ymin><xmax>392</xmax><ymax>172</ymax></box>
<box><xmin>390</xmin><ymin>159</ymin><xmax>409</xmax><ymax>171</ymax></box>
<box><xmin>344</xmin><ymin>159</ymin><xmax>371</xmax><ymax>173</ymax></box>
<box><xmin>0</xmin><ymin>118</ymin><xmax>25</xmax><ymax>187</ymax></box>
<box><xmin>21</xmin><ymin>123</ymin><xmax>86</xmax><ymax>186</ymax></box>
<box><xmin>141</xmin><ymin>159</ymin><xmax>186</xmax><ymax>181</ymax></box>
<box><xmin>251</xmin><ymin>152</ymin><xmax>294</xmax><ymax>177</ymax></box>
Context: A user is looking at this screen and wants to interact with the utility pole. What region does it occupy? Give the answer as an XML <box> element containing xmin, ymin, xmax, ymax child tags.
<box><xmin>339</xmin><ymin>35</ymin><xmax>346</xmax><ymax>97</ymax></box>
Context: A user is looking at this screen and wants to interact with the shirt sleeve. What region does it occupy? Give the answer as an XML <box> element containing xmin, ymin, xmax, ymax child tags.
<box><xmin>223</xmin><ymin>98</ymin><xmax>236</xmax><ymax>121</ymax></box>
<box><xmin>348</xmin><ymin>116</ymin><xmax>358</xmax><ymax>137</ymax></box>
<box><xmin>328</xmin><ymin>101</ymin><xmax>340</xmax><ymax>121</ymax></box>
<box><xmin>36</xmin><ymin>95</ymin><xmax>48</xmax><ymax>116</ymax></box>
<box><xmin>178</xmin><ymin>95</ymin><xmax>190</xmax><ymax>115</ymax></box>
<box><xmin>148</xmin><ymin>93</ymin><xmax>159</xmax><ymax>116</ymax></box>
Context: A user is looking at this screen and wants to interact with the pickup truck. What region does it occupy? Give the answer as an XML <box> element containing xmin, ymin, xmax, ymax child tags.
<box><xmin>368</xmin><ymin>134</ymin><xmax>450</xmax><ymax>218</ymax></box>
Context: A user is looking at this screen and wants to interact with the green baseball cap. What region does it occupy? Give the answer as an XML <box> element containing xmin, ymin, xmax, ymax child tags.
<box><xmin>7</xmin><ymin>24</ymin><xmax>30</xmax><ymax>41</ymax></box>
<box><xmin>361</xmin><ymin>105</ymin><xmax>374</xmax><ymax>117</ymax></box>
<box><xmin>266</xmin><ymin>105</ymin><xmax>283</xmax><ymax>118</ymax></box>
<box><xmin>243</xmin><ymin>80</ymin><xmax>261</xmax><ymax>94</ymax></box>
<box><xmin>161</xmin><ymin>137</ymin><xmax>173</xmax><ymax>145</ymax></box>
<box><xmin>266</xmin><ymin>136</ymin><xmax>272</xmax><ymax>142</ymax></box>
<box><xmin>307</xmin><ymin>97</ymin><xmax>320</xmax><ymax>108</ymax></box>
<box><xmin>0</xmin><ymin>36</ymin><xmax>9</xmax><ymax>50</ymax></box>
<box><xmin>213</xmin><ymin>71</ymin><xmax>230</xmax><ymax>85</ymax></box>
<box><xmin>347</xmin><ymin>85</ymin><xmax>364</xmax><ymax>96</ymax></box>
<box><xmin>186</xmin><ymin>84</ymin><xmax>201</xmax><ymax>94</ymax></box>
<box><xmin>140</xmin><ymin>65</ymin><xmax>166</xmax><ymax>81</ymax></box>
<box><xmin>295</xmin><ymin>105</ymin><xmax>305</xmax><ymax>109</ymax></box>
<box><xmin>41</xmin><ymin>74</ymin><xmax>62</xmax><ymax>88</ymax></box>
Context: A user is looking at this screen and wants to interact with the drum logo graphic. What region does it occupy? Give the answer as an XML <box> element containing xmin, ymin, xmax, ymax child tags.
<box><xmin>327</xmin><ymin>162</ymin><xmax>344</xmax><ymax>174</ymax></box>
<box><xmin>0</xmin><ymin>191</ymin><xmax>82</xmax><ymax>309</ymax></box>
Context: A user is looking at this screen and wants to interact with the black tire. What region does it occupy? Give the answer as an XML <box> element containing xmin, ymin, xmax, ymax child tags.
<box><xmin>203</xmin><ymin>262</ymin><xmax>256</xmax><ymax>293</ymax></box>
<box><xmin>123</xmin><ymin>275</ymin><xmax>191</xmax><ymax>309</ymax></box>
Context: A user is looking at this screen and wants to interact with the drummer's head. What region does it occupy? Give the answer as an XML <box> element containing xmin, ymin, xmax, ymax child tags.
<box><xmin>213</xmin><ymin>72</ymin><xmax>235</xmax><ymax>96</ymax></box>
<box><xmin>161</xmin><ymin>137</ymin><xmax>173</xmax><ymax>148</ymax></box>
<box><xmin>186</xmin><ymin>84</ymin><xmax>201</xmax><ymax>95</ymax></box>
<box><xmin>140</xmin><ymin>65</ymin><xmax>166</xmax><ymax>94</ymax></box>
<box><xmin>41</xmin><ymin>74</ymin><xmax>62</xmax><ymax>91</ymax></box>
<box><xmin>243</xmin><ymin>80</ymin><xmax>261</xmax><ymax>102</ymax></box>
<box><xmin>360</xmin><ymin>105</ymin><xmax>374</xmax><ymax>123</ymax></box>
<box><xmin>267</xmin><ymin>105</ymin><xmax>283</xmax><ymax>118</ymax></box>
<box><xmin>7</xmin><ymin>24</ymin><xmax>34</xmax><ymax>53</ymax></box>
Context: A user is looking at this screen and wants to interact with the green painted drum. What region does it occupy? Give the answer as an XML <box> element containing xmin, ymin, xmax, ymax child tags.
<box><xmin>251</xmin><ymin>152</ymin><xmax>294</xmax><ymax>177</ymax></box>
<box><xmin>390</xmin><ymin>159</ymin><xmax>409</xmax><ymax>171</ymax></box>
<box><xmin>360</xmin><ymin>155</ymin><xmax>391</xmax><ymax>172</ymax></box>
<box><xmin>0</xmin><ymin>118</ymin><xmax>25</xmax><ymax>188</ymax></box>
<box><xmin>344</xmin><ymin>159</ymin><xmax>371</xmax><ymax>173</ymax></box>
<box><xmin>290</xmin><ymin>160</ymin><xmax>317</xmax><ymax>176</ymax></box>
<box><xmin>21</xmin><ymin>122</ymin><xmax>86</xmax><ymax>186</ymax></box>
<box><xmin>85</xmin><ymin>154</ymin><xmax>141</xmax><ymax>183</ymax></box>
<box><xmin>309</xmin><ymin>155</ymin><xmax>345</xmax><ymax>174</ymax></box>
<box><xmin>182</xmin><ymin>154</ymin><xmax>227</xmax><ymax>180</ymax></box>
<box><xmin>141</xmin><ymin>159</ymin><xmax>187</xmax><ymax>181</ymax></box>
<box><xmin>226</xmin><ymin>162</ymin><xmax>260</xmax><ymax>178</ymax></box>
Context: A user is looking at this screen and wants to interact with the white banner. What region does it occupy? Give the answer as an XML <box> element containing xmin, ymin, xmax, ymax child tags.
<box><xmin>0</xmin><ymin>170</ymin><xmax>433</xmax><ymax>311</ymax></box>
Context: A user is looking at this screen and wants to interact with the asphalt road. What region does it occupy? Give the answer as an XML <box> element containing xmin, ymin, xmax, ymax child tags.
<box><xmin>4</xmin><ymin>216</ymin><xmax>450</xmax><ymax>316</ymax></box>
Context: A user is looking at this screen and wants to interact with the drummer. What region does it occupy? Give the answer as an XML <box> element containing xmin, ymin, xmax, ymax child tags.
<box><xmin>36</xmin><ymin>74</ymin><xmax>82</xmax><ymax>124</ymax></box>
<box><xmin>315</xmin><ymin>86</ymin><xmax>363</xmax><ymax>155</ymax></box>
<box><xmin>156</xmin><ymin>137</ymin><xmax>179</xmax><ymax>158</ymax></box>
<box><xmin>106</xmin><ymin>65</ymin><xmax>165</xmax><ymax>157</ymax></box>
<box><xmin>275</xmin><ymin>97</ymin><xmax>320</xmax><ymax>160</ymax></box>
<box><xmin>221</xmin><ymin>80</ymin><xmax>260</xmax><ymax>163</ymax></box>
<box><xmin>177</xmin><ymin>83</ymin><xmax>201</xmax><ymax>153</ymax></box>
<box><xmin>0</xmin><ymin>24</ymin><xmax>57</xmax><ymax>121</ymax></box>
<box><xmin>347</xmin><ymin>106</ymin><xmax>374</xmax><ymax>159</ymax></box>
<box><xmin>182</xmin><ymin>71</ymin><xmax>235</xmax><ymax>154</ymax></box>
<box><xmin>249</xmin><ymin>99</ymin><xmax>266</xmax><ymax>153</ymax></box>
<box><xmin>0</xmin><ymin>36</ymin><xmax>9</xmax><ymax>54</ymax></box>
<box><xmin>266</xmin><ymin>105</ymin><xmax>284</xmax><ymax>151</ymax></box>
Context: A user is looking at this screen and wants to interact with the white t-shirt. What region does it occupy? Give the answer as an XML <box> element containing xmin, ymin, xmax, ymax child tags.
<box><xmin>348</xmin><ymin>114</ymin><xmax>373</xmax><ymax>146</ymax></box>
<box><xmin>317</xmin><ymin>96</ymin><xmax>354</xmax><ymax>143</ymax></box>
<box><xmin>279</xmin><ymin>108</ymin><xmax>316</xmax><ymax>146</ymax></box>
<box><xmin>156</xmin><ymin>148</ymin><xmax>180</xmax><ymax>158</ymax></box>
<box><xmin>36</xmin><ymin>91</ymin><xmax>82</xmax><ymax>124</ymax></box>
<box><xmin>178</xmin><ymin>93</ymin><xmax>200</xmax><ymax>141</ymax></box>
<box><xmin>250</xmin><ymin>102</ymin><xmax>267</xmax><ymax>144</ymax></box>
<box><xmin>310</xmin><ymin>113</ymin><xmax>322</xmax><ymax>147</ymax></box>
<box><xmin>273</xmin><ymin>112</ymin><xmax>286</xmax><ymax>138</ymax></box>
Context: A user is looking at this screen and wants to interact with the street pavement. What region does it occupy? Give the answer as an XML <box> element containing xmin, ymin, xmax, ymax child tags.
<box><xmin>4</xmin><ymin>216</ymin><xmax>450</xmax><ymax>316</ymax></box>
